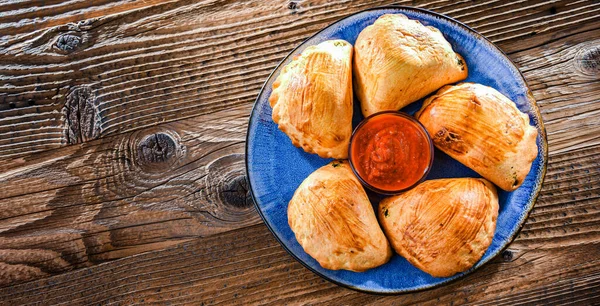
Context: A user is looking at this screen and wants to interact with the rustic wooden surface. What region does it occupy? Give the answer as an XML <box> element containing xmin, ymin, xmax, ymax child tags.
<box><xmin>0</xmin><ymin>0</ymin><xmax>598</xmax><ymax>304</ymax></box>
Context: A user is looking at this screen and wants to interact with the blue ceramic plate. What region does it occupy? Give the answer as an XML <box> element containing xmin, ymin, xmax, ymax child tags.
<box><xmin>246</xmin><ymin>6</ymin><xmax>548</xmax><ymax>294</ymax></box>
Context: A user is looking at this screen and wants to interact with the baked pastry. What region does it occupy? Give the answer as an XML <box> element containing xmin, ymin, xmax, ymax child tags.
<box><xmin>288</xmin><ymin>160</ymin><xmax>392</xmax><ymax>272</ymax></box>
<box><xmin>415</xmin><ymin>83</ymin><xmax>538</xmax><ymax>191</ymax></box>
<box><xmin>378</xmin><ymin>178</ymin><xmax>498</xmax><ymax>277</ymax></box>
<box><xmin>269</xmin><ymin>39</ymin><xmax>353</xmax><ymax>159</ymax></box>
<box><xmin>353</xmin><ymin>14</ymin><xmax>468</xmax><ymax>117</ymax></box>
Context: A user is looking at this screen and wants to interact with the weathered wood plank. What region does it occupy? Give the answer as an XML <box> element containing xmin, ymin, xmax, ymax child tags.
<box><xmin>1</xmin><ymin>0</ymin><xmax>599</xmax><ymax>302</ymax></box>
<box><xmin>0</xmin><ymin>190</ymin><xmax>597</xmax><ymax>306</ymax></box>
<box><xmin>1</xmin><ymin>0</ymin><xmax>598</xmax><ymax>158</ymax></box>
<box><xmin>0</xmin><ymin>104</ymin><xmax>259</xmax><ymax>286</ymax></box>
<box><xmin>0</xmin><ymin>11</ymin><xmax>598</xmax><ymax>293</ymax></box>
<box><xmin>514</xmin><ymin>30</ymin><xmax>600</xmax><ymax>155</ymax></box>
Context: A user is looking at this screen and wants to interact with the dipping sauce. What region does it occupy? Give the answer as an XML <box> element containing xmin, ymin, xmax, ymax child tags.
<box><xmin>349</xmin><ymin>112</ymin><xmax>433</xmax><ymax>193</ymax></box>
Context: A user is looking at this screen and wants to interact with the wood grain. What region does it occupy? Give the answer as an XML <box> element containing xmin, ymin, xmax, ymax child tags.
<box><xmin>0</xmin><ymin>0</ymin><xmax>599</xmax><ymax>304</ymax></box>
<box><xmin>1</xmin><ymin>0</ymin><xmax>599</xmax><ymax>158</ymax></box>
<box><xmin>0</xmin><ymin>193</ymin><xmax>598</xmax><ymax>306</ymax></box>
<box><xmin>2</xmin><ymin>143</ymin><xmax>597</xmax><ymax>304</ymax></box>
<box><xmin>0</xmin><ymin>104</ymin><xmax>259</xmax><ymax>285</ymax></box>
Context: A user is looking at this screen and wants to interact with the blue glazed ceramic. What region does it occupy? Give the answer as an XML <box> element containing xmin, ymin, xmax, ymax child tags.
<box><xmin>246</xmin><ymin>6</ymin><xmax>548</xmax><ymax>294</ymax></box>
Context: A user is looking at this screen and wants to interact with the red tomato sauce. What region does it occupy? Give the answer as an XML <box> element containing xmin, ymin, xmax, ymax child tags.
<box><xmin>349</xmin><ymin>113</ymin><xmax>432</xmax><ymax>192</ymax></box>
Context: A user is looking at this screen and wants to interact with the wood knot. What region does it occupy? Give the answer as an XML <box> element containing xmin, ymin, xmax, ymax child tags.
<box><xmin>135</xmin><ymin>132</ymin><xmax>184</xmax><ymax>171</ymax></box>
<box><xmin>95</xmin><ymin>129</ymin><xmax>185</xmax><ymax>200</ymax></box>
<box><xmin>45</xmin><ymin>19</ymin><xmax>96</xmax><ymax>55</ymax></box>
<box><xmin>55</xmin><ymin>33</ymin><xmax>82</xmax><ymax>53</ymax></box>
<box><xmin>502</xmin><ymin>250</ymin><xmax>514</xmax><ymax>262</ymax></box>
<box><xmin>63</xmin><ymin>85</ymin><xmax>101</xmax><ymax>144</ymax></box>
<box><xmin>202</xmin><ymin>154</ymin><xmax>254</xmax><ymax>215</ymax></box>
<box><xmin>222</xmin><ymin>176</ymin><xmax>252</xmax><ymax>209</ymax></box>
<box><xmin>576</xmin><ymin>46</ymin><xmax>600</xmax><ymax>76</ymax></box>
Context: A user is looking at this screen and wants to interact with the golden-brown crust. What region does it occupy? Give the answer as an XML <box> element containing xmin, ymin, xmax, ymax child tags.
<box><xmin>378</xmin><ymin>178</ymin><xmax>499</xmax><ymax>278</ymax></box>
<box><xmin>415</xmin><ymin>83</ymin><xmax>539</xmax><ymax>191</ymax></box>
<box><xmin>353</xmin><ymin>14</ymin><xmax>468</xmax><ymax>117</ymax></box>
<box><xmin>288</xmin><ymin>160</ymin><xmax>392</xmax><ymax>272</ymax></box>
<box><xmin>270</xmin><ymin>40</ymin><xmax>353</xmax><ymax>159</ymax></box>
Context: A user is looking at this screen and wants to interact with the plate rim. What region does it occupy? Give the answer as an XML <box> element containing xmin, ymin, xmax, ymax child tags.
<box><xmin>245</xmin><ymin>4</ymin><xmax>549</xmax><ymax>295</ymax></box>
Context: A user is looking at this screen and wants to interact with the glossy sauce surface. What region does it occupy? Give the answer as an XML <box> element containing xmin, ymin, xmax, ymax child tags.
<box><xmin>350</xmin><ymin>113</ymin><xmax>432</xmax><ymax>192</ymax></box>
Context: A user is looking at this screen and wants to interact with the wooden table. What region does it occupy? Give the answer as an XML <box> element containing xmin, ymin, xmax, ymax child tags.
<box><xmin>0</xmin><ymin>0</ymin><xmax>598</xmax><ymax>304</ymax></box>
